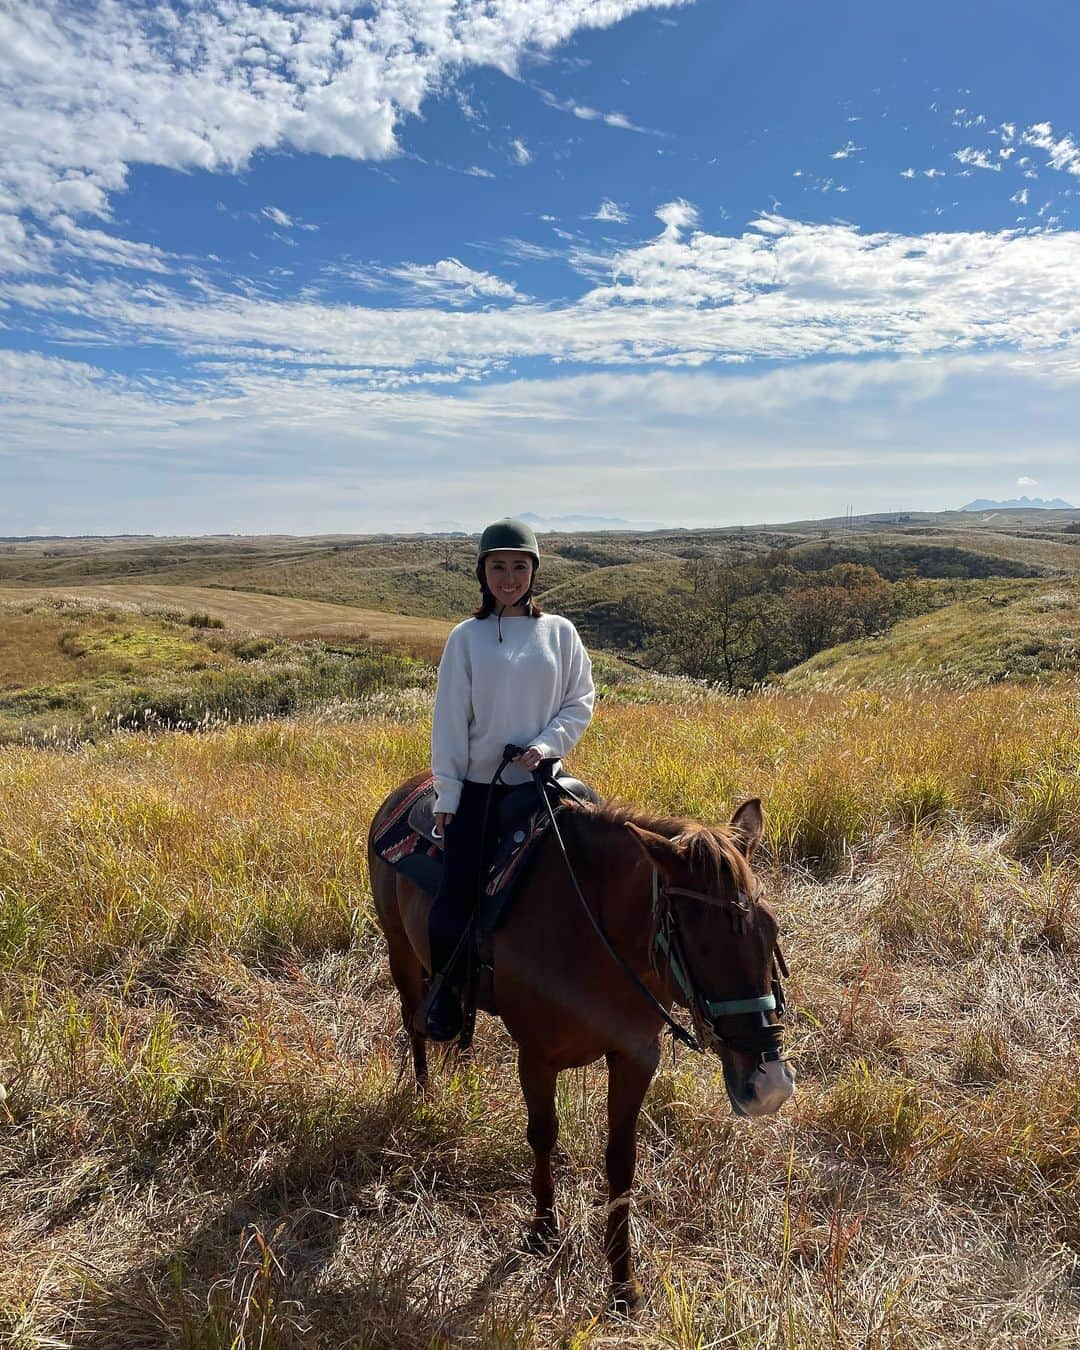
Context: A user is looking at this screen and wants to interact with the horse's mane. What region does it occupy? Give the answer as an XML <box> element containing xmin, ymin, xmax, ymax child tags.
<box><xmin>576</xmin><ymin>799</ymin><xmax>756</xmax><ymax>898</ymax></box>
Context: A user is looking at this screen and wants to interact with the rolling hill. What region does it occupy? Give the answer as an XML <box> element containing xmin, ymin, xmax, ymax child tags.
<box><xmin>783</xmin><ymin>578</ymin><xmax>1080</xmax><ymax>687</ymax></box>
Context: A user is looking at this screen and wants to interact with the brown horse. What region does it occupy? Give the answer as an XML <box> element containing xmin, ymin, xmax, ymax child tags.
<box><xmin>368</xmin><ymin>777</ymin><xmax>795</xmax><ymax>1309</ymax></box>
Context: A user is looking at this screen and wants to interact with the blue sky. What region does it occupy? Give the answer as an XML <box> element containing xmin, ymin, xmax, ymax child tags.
<box><xmin>2</xmin><ymin>0</ymin><xmax>1079</xmax><ymax>534</ymax></box>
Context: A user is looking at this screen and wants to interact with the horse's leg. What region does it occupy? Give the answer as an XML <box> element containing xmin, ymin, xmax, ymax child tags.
<box><xmin>389</xmin><ymin>937</ymin><xmax>429</xmax><ymax>1089</ymax></box>
<box><xmin>604</xmin><ymin>1041</ymin><xmax>660</xmax><ymax>1313</ymax></box>
<box><xmin>374</xmin><ymin>867</ymin><xmax>429</xmax><ymax>1089</ymax></box>
<box><xmin>517</xmin><ymin>1048</ymin><xmax>559</xmax><ymax>1247</ymax></box>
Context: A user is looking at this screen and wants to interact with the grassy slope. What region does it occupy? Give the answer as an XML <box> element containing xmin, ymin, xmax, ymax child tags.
<box><xmin>538</xmin><ymin>559</ymin><xmax>692</xmax><ymax>647</ymax></box>
<box><xmin>784</xmin><ymin>578</ymin><xmax>1080</xmax><ymax>687</ymax></box>
<box><xmin>3</xmin><ymin>515</ymin><xmax>1078</xmax><ymax>689</ymax></box>
<box><xmin>786</xmin><ymin>529</ymin><xmax>1080</xmax><ymax>576</ymax></box>
<box><xmin>210</xmin><ymin>547</ymin><xmax>594</xmax><ymax>621</ymax></box>
<box><xmin>1</xmin><ymin>685</ymin><xmax>1077</xmax><ymax>1345</ymax></box>
<box><xmin>0</xmin><ymin>584</ymin><xmax>451</xmax><ymax>658</ymax></box>
<box><xmin>0</xmin><ymin>596</ymin><xmax>434</xmax><ymax>744</ymax></box>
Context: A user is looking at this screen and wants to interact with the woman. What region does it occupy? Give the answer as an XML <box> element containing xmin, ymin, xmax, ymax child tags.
<box><xmin>420</xmin><ymin>517</ymin><xmax>595</xmax><ymax>1040</ymax></box>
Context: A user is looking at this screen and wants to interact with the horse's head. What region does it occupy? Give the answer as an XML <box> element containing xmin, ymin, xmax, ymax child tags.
<box><xmin>626</xmin><ymin>800</ymin><xmax>795</xmax><ymax>1118</ymax></box>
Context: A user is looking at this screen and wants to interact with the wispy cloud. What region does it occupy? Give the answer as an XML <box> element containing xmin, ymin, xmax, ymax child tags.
<box><xmin>510</xmin><ymin>138</ymin><xmax>532</xmax><ymax>166</ymax></box>
<box><xmin>954</xmin><ymin>147</ymin><xmax>1000</xmax><ymax>172</ymax></box>
<box><xmin>830</xmin><ymin>140</ymin><xmax>863</xmax><ymax>160</ymax></box>
<box><xmin>536</xmin><ymin>87</ymin><xmax>661</xmax><ymax>135</ymax></box>
<box><xmin>592</xmin><ymin>199</ymin><xmax>630</xmax><ymax>224</ymax></box>
<box><xmin>338</xmin><ymin>257</ymin><xmax>524</xmax><ymax>306</ymax></box>
<box><xmin>5</xmin><ymin>346</ymin><xmax>1078</xmax><ymax>533</ymax></box>
<box><xmin>1022</xmin><ymin>122</ymin><xmax>1080</xmax><ymax>176</ymax></box>
<box><xmin>261</xmin><ymin>205</ymin><xmax>318</xmax><ymax>233</ymax></box>
<box><xmin>387</xmin><ymin>258</ymin><xmax>523</xmax><ymax>304</ymax></box>
<box><xmin>11</xmin><ymin>207</ymin><xmax>1080</xmax><ymax>381</ymax></box>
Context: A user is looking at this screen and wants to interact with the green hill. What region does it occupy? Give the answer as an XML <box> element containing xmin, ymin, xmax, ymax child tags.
<box><xmin>785</xmin><ymin>530</ymin><xmax>1078</xmax><ymax>577</ymax></box>
<box><xmin>539</xmin><ymin>559</ymin><xmax>691</xmax><ymax>648</ymax></box>
<box><xmin>0</xmin><ymin>593</ymin><xmax>434</xmax><ymax>745</ymax></box>
<box><xmin>783</xmin><ymin>578</ymin><xmax>1080</xmax><ymax>687</ymax></box>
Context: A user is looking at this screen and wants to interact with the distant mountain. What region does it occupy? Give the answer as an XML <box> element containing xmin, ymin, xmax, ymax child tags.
<box><xmin>960</xmin><ymin>496</ymin><xmax>1075</xmax><ymax>511</ymax></box>
<box><xmin>518</xmin><ymin>511</ymin><xmax>668</xmax><ymax>533</ymax></box>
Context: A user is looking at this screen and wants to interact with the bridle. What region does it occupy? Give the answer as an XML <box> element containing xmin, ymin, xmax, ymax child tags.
<box><xmin>651</xmin><ymin>871</ymin><xmax>789</xmax><ymax>1063</ymax></box>
<box><xmin>498</xmin><ymin>745</ymin><xmax>789</xmax><ymax>1063</ymax></box>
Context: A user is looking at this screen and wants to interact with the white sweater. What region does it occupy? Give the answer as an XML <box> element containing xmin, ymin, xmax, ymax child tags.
<box><xmin>431</xmin><ymin>612</ymin><xmax>595</xmax><ymax>813</ymax></box>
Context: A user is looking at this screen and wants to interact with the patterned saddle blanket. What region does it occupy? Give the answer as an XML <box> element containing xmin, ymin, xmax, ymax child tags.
<box><xmin>370</xmin><ymin>770</ymin><xmax>597</xmax><ymax>929</ymax></box>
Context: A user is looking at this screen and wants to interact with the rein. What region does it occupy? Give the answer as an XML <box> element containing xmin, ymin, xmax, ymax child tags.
<box><xmin>499</xmin><ymin>747</ymin><xmax>787</xmax><ymax>1060</ymax></box>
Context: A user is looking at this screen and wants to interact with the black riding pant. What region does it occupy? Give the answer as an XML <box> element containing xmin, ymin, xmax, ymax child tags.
<box><xmin>428</xmin><ymin>779</ymin><xmax>513</xmax><ymax>980</ymax></box>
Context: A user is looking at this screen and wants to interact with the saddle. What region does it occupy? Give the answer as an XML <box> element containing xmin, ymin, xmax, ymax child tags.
<box><xmin>371</xmin><ymin>766</ymin><xmax>598</xmax><ymax>1045</ymax></box>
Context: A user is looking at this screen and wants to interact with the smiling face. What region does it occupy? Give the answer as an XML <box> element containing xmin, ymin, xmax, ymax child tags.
<box><xmin>483</xmin><ymin>549</ymin><xmax>535</xmax><ymax>612</ymax></box>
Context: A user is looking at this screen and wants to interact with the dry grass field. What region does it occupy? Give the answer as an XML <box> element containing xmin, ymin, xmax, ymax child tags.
<box><xmin>1</xmin><ymin>682</ymin><xmax>1077</xmax><ymax>1347</ymax></box>
<box><xmin>0</xmin><ymin>585</ymin><xmax>452</xmax><ymax>661</ymax></box>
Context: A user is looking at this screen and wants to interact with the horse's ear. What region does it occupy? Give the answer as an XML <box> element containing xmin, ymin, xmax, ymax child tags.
<box><xmin>729</xmin><ymin>798</ymin><xmax>764</xmax><ymax>860</ymax></box>
<box><xmin>624</xmin><ymin>821</ymin><xmax>684</xmax><ymax>877</ymax></box>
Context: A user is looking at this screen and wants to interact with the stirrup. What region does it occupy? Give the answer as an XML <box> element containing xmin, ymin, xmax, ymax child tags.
<box><xmin>413</xmin><ymin>973</ymin><xmax>463</xmax><ymax>1042</ymax></box>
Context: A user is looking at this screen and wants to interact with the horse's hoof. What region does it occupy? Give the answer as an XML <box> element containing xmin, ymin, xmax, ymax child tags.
<box><xmin>608</xmin><ymin>1279</ymin><xmax>645</xmax><ymax>1315</ymax></box>
<box><xmin>525</xmin><ymin>1214</ymin><xmax>558</xmax><ymax>1254</ymax></box>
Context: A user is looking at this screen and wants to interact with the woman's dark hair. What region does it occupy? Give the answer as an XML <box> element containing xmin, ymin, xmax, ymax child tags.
<box><xmin>472</xmin><ymin>593</ymin><xmax>544</xmax><ymax>619</ymax></box>
<box><xmin>472</xmin><ymin>560</ymin><xmax>543</xmax><ymax>619</ymax></box>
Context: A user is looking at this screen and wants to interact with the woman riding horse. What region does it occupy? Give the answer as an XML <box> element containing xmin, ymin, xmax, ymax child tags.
<box><xmin>419</xmin><ymin>516</ymin><xmax>595</xmax><ymax>1041</ymax></box>
<box><xmin>369</xmin><ymin>526</ymin><xmax>795</xmax><ymax>1307</ymax></box>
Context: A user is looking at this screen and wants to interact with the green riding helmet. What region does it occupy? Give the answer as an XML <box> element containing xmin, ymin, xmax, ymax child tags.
<box><xmin>475</xmin><ymin>518</ymin><xmax>540</xmax><ymax>608</ymax></box>
<box><xmin>476</xmin><ymin>517</ymin><xmax>540</xmax><ymax>566</ymax></box>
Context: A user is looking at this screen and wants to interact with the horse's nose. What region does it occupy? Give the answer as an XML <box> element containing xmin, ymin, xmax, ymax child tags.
<box><xmin>742</xmin><ymin>1058</ymin><xmax>795</xmax><ymax>1115</ymax></box>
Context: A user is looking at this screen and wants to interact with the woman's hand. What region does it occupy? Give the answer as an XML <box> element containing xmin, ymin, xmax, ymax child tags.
<box><xmin>514</xmin><ymin>746</ymin><xmax>544</xmax><ymax>772</ymax></box>
<box><xmin>434</xmin><ymin>811</ymin><xmax>454</xmax><ymax>839</ymax></box>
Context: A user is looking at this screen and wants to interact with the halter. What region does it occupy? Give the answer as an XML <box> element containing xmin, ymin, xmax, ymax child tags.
<box><xmin>650</xmin><ymin>870</ymin><xmax>789</xmax><ymax>1062</ymax></box>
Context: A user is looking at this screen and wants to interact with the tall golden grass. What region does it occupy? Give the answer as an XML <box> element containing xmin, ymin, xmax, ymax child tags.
<box><xmin>1</xmin><ymin>682</ymin><xmax>1077</xmax><ymax>1346</ymax></box>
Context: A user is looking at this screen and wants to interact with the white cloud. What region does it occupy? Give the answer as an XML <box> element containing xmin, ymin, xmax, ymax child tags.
<box><xmin>510</xmin><ymin>138</ymin><xmax>532</xmax><ymax>166</ymax></box>
<box><xmin>537</xmin><ymin>87</ymin><xmax>659</xmax><ymax>135</ymax></box>
<box><xmin>592</xmin><ymin>198</ymin><xmax>629</xmax><ymax>224</ymax></box>
<box><xmin>4</xmin><ymin>346</ymin><xmax>1079</xmax><ymax>533</ymax></box>
<box><xmin>9</xmin><ymin>208</ymin><xmax>1080</xmax><ymax>380</ymax></box>
<box><xmin>0</xmin><ymin>0</ymin><xmax>682</xmax><ymax>222</ymax></box>
<box><xmin>262</xmin><ymin>206</ymin><xmax>294</xmax><ymax>228</ymax></box>
<box><xmin>1022</xmin><ymin>122</ymin><xmax>1080</xmax><ymax>176</ymax></box>
<box><xmin>954</xmin><ymin>147</ymin><xmax>1000</xmax><ymax>172</ymax></box>
<box><xmin>830</xmin><ymin>141</ymin><xmax>863</xmax><ymax>160</ymax></box>
<box><xmin>1011</xmin><ymin>188</ymin><xmax>1029</xmax><ymax>206</ymax></box>
<box><xmin>464</xmin><ymin>165</ymin><xmax>496</xmax><ymax>178</ymax></box>
<box><xmin>654</xmin><ymin>198</ymin><xmax>699</xmax><ymax>236</ymax></box>
<box><xmin>1017</xmin><ymin>475</ymin><xmax>1039</xmax><ymax>486</ymax></box>
<box><xmin>0</xmin><ymin>210</ymin><xmax>174</xmax><ymax>275</ymax></box>
<box><xmin>385</xmin><ymin>257</ymin><xmax>523</xmax><ymax>304</ymax></box>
